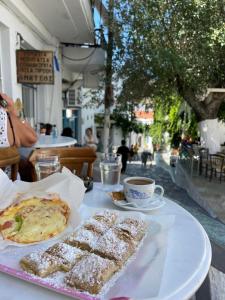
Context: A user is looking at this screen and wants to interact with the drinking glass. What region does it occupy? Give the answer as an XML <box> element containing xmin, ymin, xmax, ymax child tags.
<box><xmin>35</xmin><ymin>154</ymin><xmax>61</xmax><ymax>180</ymax></box>
<box><xmin>100</xmin><ymin>153</ymin><xmax>122</xmax><ymax>189</ymax></box>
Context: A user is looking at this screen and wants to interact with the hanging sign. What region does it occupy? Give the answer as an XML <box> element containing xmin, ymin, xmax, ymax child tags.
<box><xmin>16</xmin><ymin>50</ymin><xmax>54</xmax><ymax>84</ymax></box>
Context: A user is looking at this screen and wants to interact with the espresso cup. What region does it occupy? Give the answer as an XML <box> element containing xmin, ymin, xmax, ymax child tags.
<box><xmin>123</xmin><ymin>176</ymin><xmax>164</xmax><ymax>207</ymax></box>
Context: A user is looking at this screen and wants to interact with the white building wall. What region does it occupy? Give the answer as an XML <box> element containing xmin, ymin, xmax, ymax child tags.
<box><xmin>0</xmin><ymin>1</ymin><xmax>62</xmax><ymax>132</ymax></box>
<box><xmin>199</xmin><ymin>119</ymin><xmax>225</xmax><ymax>153</ymax></box>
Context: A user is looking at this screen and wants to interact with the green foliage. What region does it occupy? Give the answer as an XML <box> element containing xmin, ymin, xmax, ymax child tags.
<box><xmin>114</xmin><ymin>0</ymin><xmax>225</xmax><ymax>120</ymax></box>
<box><xmin>149</xmin><ymin>94</ymin><xmax>198</xmax><ymax>146</ymax></box>
<box><xmin>112</xmin><ymin>109</ymin><xmax>144</xmax><ymax>138</ymax></box>
<box><xmin>149</xmin><ymin>121</ymin><xmax>164</xmax><ymax>145</ymax></box>
<box><xmin>187</xmin><ymin>113</ymin><xmax>199</xmax><ymax>141</ymax></box>
<box><xmin>94</xmin><ymin>114</ymin><xmax>104</xmax><ymax>125</ymax></box>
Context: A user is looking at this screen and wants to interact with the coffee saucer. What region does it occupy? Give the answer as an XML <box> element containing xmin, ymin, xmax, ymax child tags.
<box><xmin>109</xmin><ymin>191</ymin><xmax>165</xmax><ymax>212</ymax></box>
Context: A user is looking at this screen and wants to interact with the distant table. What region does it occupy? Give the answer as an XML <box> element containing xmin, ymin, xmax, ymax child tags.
<box><xmin>19</xmin><ymin>136</ymin><xmax>77</xmax><ymax>158</ymax></box>
<box><xmin>34</xmin><ymin>135</ymin><xmax>77</xmax><ymax>148</ymax></box>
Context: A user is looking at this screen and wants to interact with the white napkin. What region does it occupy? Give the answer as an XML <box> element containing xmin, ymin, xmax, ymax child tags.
<box><xmin>0</xmin><ymin>167</ymin><xmax>86</xmax><ymax>249</ymax></box>
<box><xmin>0</xmin><ymin>170</ymin><xmax>18</xmax><ymax>209</ymax></box>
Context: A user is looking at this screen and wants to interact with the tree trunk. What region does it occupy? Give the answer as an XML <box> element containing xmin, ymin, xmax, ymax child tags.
<box><xmin>103</xmin><ymin>107</ymin><xmax>110</xmax><ymax>153</ymax></box>
<box><xmin>103</xmin><ymin>0</ymin><xmax>114</xmax><ymax>153</ymax></box>
<box><xmin>176</xmin><ymin>76</ymin><xmax>225</xmax><ymax>121</ymax></box>
<box><xmin>199</xmin><ymin>119</ymin><xmax>225</xmax><ymax>153</ymax></box>
<box><xmin>177</xmin><ymin>77</ymin><xmax>225</xmax><ymax>152</ymax></box>
<box><xmin>187</xmin><ymin>92</ymin><xmax>225</xmax><ymax>153</ymax></box>
<box><xmin>183</xmin><ymin>92</ymin><xmax>224</xmax><ymax>121</ymax></box>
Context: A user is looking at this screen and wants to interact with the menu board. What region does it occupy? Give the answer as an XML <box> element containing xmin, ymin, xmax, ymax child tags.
<box><xmin>16</xmin><ymin>50</ymin><xmax>54</xmax><ymax>84</ymax></box>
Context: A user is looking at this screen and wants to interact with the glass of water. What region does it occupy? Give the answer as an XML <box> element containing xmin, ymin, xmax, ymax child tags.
<box><xmin>100</xmin><ymin>153</ymin><xmax>122</xmax><ymax>189</ymax></box>
<box><xmin>35</xmin><ymin>154</ymin><xmax>61</xmax><ymax>181</ymax></box>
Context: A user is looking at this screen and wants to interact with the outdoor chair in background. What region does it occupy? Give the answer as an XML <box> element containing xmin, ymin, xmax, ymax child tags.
<box><xmin>199</xmin><ymin>148</ymin><xmax>209</xmax><ymax>176</ymax></box>
<box><xmin>180</xmin><ymin>145</ymin><xmax>199</xmax><ymax>177</ymax></box>
<box><xmin>29</xmin><ymin>147</ymin><xmax>97</xmax><ymax>181</ymax></box>
<box><xmin>0</xmin><ymin>146</ymin><xmax>20</xmax><ymax>181</ymax></box>
<box><xmin>207</xmin><ymin>154</ymin><xmax>225</xmax><ymax>182</ymax></box>
<box><xmin>217</xmin><ymin>152</ymin><xmax>225</xmax><ymax>158</ymax></box>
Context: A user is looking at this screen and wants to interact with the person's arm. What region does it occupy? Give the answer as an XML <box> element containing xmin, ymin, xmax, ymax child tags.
<box><xmin>1</xmin><ymin>93</ymin><xmax>37</xmax><ymax>147</ymax></box>
<box><xmin>8</xmin><ymin>113</ymin><xmax>37</xmax><ymax>147</ymax></box>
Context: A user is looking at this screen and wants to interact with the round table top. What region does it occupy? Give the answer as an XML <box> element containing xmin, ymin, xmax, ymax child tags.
<box><xmin>34</xmin><ymin>135</ymin><xmax>77</xmax><ymax>148</ymax></box>
<box><xmin>0</xmin><ymin>183</ymin><xmax>211</xmax><ymax>300</ymax></box>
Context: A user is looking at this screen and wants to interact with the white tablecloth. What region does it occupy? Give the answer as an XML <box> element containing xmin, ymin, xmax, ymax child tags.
<box><xmin>0</xmin><ymin>183</ymin><xmax>211</xmax><ymax>300</ymax></box>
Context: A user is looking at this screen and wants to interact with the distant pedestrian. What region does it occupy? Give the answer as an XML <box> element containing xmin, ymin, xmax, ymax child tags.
<box><xmin>117</xmin><ymin>140</ymin><xmax>130</xmax><ymax>173</ymax></box>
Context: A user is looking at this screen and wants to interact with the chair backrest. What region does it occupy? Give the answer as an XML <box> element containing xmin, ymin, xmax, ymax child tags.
<box><xmin>29</xmin><ymin>147</ymin><xmax>97</xmax><ymax>181</ymax></box>
<box><xmin>210</xmin><ymin>154</ymin><xmax>224</xmax><ymax>171</ymax></box>
<box><xmin>217</xmin><ymin>152</ymin><xmax>225</xmax><ymax>158</ymax></box>
<box><xmin>192</xmin><ymin>144</ymin><xmax>200</xmax><ymax>156</ymax></box>
<box><xmin>0</xmin><ymin>146</ymin><xmax>20</xmax><ymax>181</ymax></box>
<box><xmin>199</xmin><ymin>148</ymin><xmax>209</xmax><ymax>160</ymax></box>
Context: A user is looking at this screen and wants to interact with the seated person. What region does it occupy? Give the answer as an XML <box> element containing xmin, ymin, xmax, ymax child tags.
<box><xmin>61</xmin><ymin>127</ymin><xmax>73</xmax><ymax>138</ymax></box>
<box><xmin>84</xmin><ymin>128</ymin><xmax>98</xmax><ymax>151</ymax></box>
<box><xmin>0</xmin><ymin>93</ymin><xmax>37</xmax><ymax>147</ymax></box>
<box><xmin>0</xmin><ymin>93</ymin><xmax>37</xmax><ymax>180</ymax></box>
<box><xmin>39</xmin><ymin>123</ymin><xmax>46</xmax><ymax>135</ymax></box>
<box><xmin>45</xmin><ymin>123</ymin><xmax>53</xmax><ymax>136</ymax></box>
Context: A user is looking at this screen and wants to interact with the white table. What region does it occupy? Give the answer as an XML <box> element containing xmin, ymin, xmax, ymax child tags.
<box><xmin>34</xmin><ymin>135</ymin><xmax>77</xmax><ymax>148</ymax></box>
<box><xmin>0</xmin><ymin>183</ymin><xmax>211</xmax><ymax>300</ymax></box>
<box><xmin>20</xmin><ymin>135</ymin><xmax>77</xmax><ymax>158</ymax></box>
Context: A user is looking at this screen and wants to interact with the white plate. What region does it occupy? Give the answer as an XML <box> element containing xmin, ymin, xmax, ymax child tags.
<box><xmin>112</xmin><ymin>194</ymin><xmax>166</xmax><ymax>212</ymax></box>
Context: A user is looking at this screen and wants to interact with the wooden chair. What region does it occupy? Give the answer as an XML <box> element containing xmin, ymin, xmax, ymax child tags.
<box><xmin>208</xmin><ymin>154</ymin><xmax>225</xmax><ymax>182</ymax></box>
<box><xmin>29</xmin><ymin>147</ymin><xmax>97</xmax><ymax>181</ymax></box>
<box><xmin>0</xmin><ymin>146</ymin><xmax>20</xmax><ymax>181</ymax></box>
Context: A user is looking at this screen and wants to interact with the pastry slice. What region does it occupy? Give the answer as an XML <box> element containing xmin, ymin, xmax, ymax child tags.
<box><xmin>83</xmin><ymin>218</ymin><xmax>110</xmax><ymax>235</ymax></box>
<box><xmin>93</xmin><ymin>228</ymin><xmax>135</xmax><ymax>265</ymax></box>
<box><xmin>20</xmin><ymin>251</ymin><xmax>62</xmax><ymax>277</ymax></box>
<box><xmin>93</xmin><ymin>210</ymin><xmax>118</xmax><ymax>226</ymax></box>
<box><xmin>45</xmin><ymin>242</ymin><xmax>84</xmax><ymax>271</ymax></box>
<box><xmin>115</xmin><ymin>218</ymin><xmax>148</xmax><ymax>241</ymax></box>
<box><xmin>65</xmin><ymin>253</ymin><xmax>118</xmax><ymax>294</ymax></box>
<box><xmin>64</xmin><ymin>228</ymin><xmax>100</xmax><ymax>251</ymax></box>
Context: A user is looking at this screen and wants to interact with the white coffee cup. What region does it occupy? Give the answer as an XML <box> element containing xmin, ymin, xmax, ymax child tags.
<box><xmin>123</xmin><ymin>176</ymin><xmax>164</xmax><ymax>207</ymax></box>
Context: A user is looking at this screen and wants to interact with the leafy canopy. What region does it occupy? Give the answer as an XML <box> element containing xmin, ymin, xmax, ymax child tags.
<box><xmin>114</xmin><ymin>0</ymin><xmax>225</xmax><ymax>120</ymax></box>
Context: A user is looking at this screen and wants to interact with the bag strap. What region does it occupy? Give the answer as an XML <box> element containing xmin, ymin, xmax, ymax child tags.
<box><xmin>7</xmin><ymin>112</ymin><xmax>16</xmax><ymax>146</ymax></box>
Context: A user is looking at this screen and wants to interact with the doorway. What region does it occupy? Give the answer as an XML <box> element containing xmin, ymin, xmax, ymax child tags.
<box><xmin>62</xmin><ymin>108</ymin><xmax>81</xmax><ymax>142</ymax></box>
